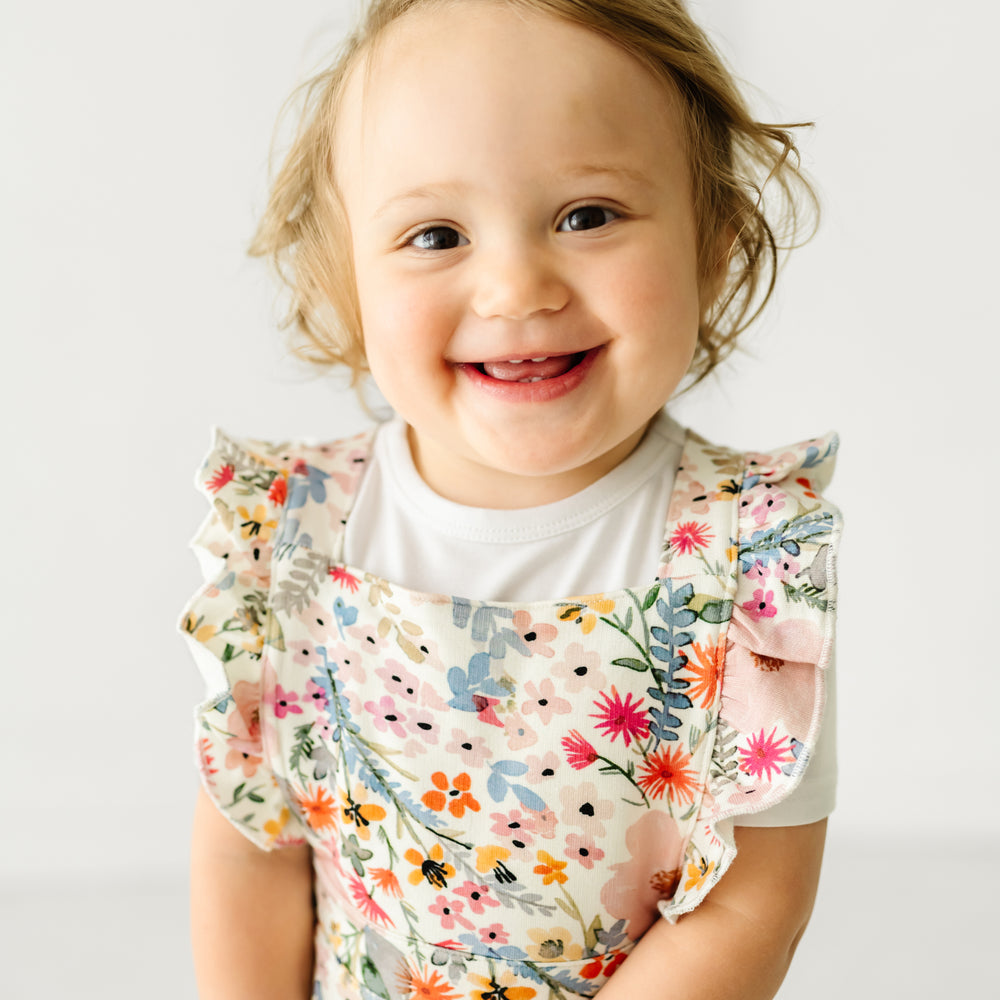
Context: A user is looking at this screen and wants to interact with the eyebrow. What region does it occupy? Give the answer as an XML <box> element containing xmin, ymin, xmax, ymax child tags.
<box><xmin>371</xmin><ymin>164</ymin><xmax>653</xmax><ymax>221</ymax></box>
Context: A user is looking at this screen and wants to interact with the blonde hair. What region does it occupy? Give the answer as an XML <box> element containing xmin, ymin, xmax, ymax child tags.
<box><xmin>251</xmin><ymin>0</ymin><xmax>818</xmax><ymax>386</ymax></box>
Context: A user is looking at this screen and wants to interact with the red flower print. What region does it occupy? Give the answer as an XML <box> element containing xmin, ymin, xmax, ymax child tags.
<box><xmin>581</xmin><ymin>952</ymin><xmax>627</xmax><ymax>981</ymax></box>
<box><xmin>590</xmin><ymin>687</ymin><xmax>649</xmax><ymax>746</ymax></box>
<box><xmin>738</xmin><ymin>727</ymin><xmax>794</xmax><ymax>781</ymax></box>
<box><xmin>561</xmin><ymin>730</ymin><xmax>599</xmax><ymax>770</ymax></box>
<box><xmin>741</xmin><ymin>588</ymin><xmax>777</xmax><ymax>621</ymax></box>
<box><xmin>795</xmin><ymin>476</ymin><xmax>818</xmax><ymax>499</ymax></box>
<box><xmin>348</xmin><ymin>873</ymin><xmax>393</xmax><ymax>928</ymax></box>
<box><xmin>205</xmin><ymin>463</ymin><xmax>234</xmax><ymax>493</ymax></box>
<box><xmin>329</xmin><ymin>565</ymin><xmax>361</xmax><ymax>592</ymax></box>
<box><xmin>636</xmin><ymin>746</ymin><xmax>698</xmax><ymax>801</ymax></box>
<box><xmin>267</xmin><ymin>474</ymin><xmax>288</xmax><ymax>506</ymax></box>
<box><xmin>670</xmin><ymin>520</ymin><xmax>714</xmax><ymax>555</ymax></box>
<box><xmin>422</xmin><ymin>771</ymin><xmax>481</xmax><ymax>818</ymax></box>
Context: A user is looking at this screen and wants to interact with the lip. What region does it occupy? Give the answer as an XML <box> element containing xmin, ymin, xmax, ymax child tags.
<box><xmin>454</xmin><ymin>346</ymin><xmax>603</xmax><ymax>402</ymax></box>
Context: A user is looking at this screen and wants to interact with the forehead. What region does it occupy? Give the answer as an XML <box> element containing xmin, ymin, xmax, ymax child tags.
<box><xmin>334</xmin><ymin>2</ymin><xmax>689</xmax><ymax>210</ymax></box>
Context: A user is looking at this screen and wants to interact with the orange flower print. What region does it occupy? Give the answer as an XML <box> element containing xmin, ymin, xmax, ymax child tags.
<box><xmin>298</xmin><ymin>784</ymin><xmax>338</xmax><ymax>831</ymax></box>
<box><xmin>422</xmin><ymin>772</ymin><xmax>481</xmax><ymax>818</ymax></box>
<box><xmin>398</xmin><ymin>964</ymin><xmax>462</xmax><ymax>1000</ymax></box>
<box><xmin>557</xmin><ymin>595</ymin><xmax>615</xmax><ymax>635</ymax></box>
<box><xmin>405</xmin><ymin>844</ymin><xmax>456</xmax><ymax>889</ymax></box>
<box><xmin>636</xmin><ymin>746</ymin><xmax>698</xmax><ymax>802</ymax></box>
<box><xmin>181</xmin><ymin>612</ymin><xmax>217</xmax><ymax>644</ymax></box>
<box><xmin>468</xmin><ymin>971</ymin><xmax>536</xmax><ymax>1000</ymax></box>
<box><xmin>340</xmin><ymin>784</ymin><xmax>387</xmax><ymax>840</ymax></box>
<box><xmin>370</xmin><ymin>867</ymin><xmax>403</xmax><ymax>898</ymax></box>
<box><xmin>266</xmin><ymin>473</ymin><xmax>288</xmax><ymax>506</ymax></box>
<box><xmin>684</xmin><ymin>859</ymin><xmax>715</xmax><ymax>893</ymax></box>
<box><xmin>236</xmin><ymin>503</ymin><xmax>278</xmax><ymax>544</ymax></box>
<box><xmin>683</xmin><ymin>637</ymin><xmax>727</xmax><ymax>708</ymax></box>
<box><xmin>533</xmin><ymin>850</ymin><xmax>568</xmax><ymax>886</ymax></box>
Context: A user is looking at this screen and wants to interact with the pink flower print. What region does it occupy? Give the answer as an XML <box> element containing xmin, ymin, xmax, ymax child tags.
<box><xmin>364</xmin><ymin>695</ymin><xmax>408</xmax><ymax>738</ymax></box>
<box><xmin>559</xmin><ymin>782</ymin><xmax>614</xmax><ymax>838</ymax></box>
<box><xmin>490</xmin><ymin>808</ymin><xmax>537</xmax><ymax>851</ymax></box>
<box><xmin>511</xmin><ymin>610</ymin><xmax>557</xmax><ymax>657</ymax></box>
<box><xmin>479</xmin><ymin>923</ymin><xmax>510</xmax><ymax>947</ymax></box>
<box><xmin>564</xmin><ymin>832</ymin><xmax>605</xmax><ymax>870</ymax></box>
<box><xmin>224</xmin><ymin>747</ymin><xmax>262</xmax><ymax>778</ymax></box>
<box><xmin>302</xmin><ymin>601</ymin><xmax>338</xmax><ymax>642</ymax></box>
<box><xmin>347</xmin><ymin>873</ymin><xmax>393</xmax><ymax>928</ymax></box>
<box><xmin>304</xmin><ymin>679</ymin><xmax>328</xmax><ymax>713</ymax></box>
<box><xmin>741</xmin><ymin>588</ymin><xmax>777</xmax><ymax>621</ymax></box>
<box><xmin>751</xmin><ymin>488</ymin><xmax>786</xmax><ymax>526</ymax></box>
<box><xmin>590</xmin><ymin>687</ymin><xmax>649</xmax><ymax>747</ymax></box>
<box><xmin>552</xmin><ymin>643</ymin><xmax>606</xmax><ymax>693</ymax></box>
<box><xmin>346</xmin><ymin>622</ymin><xmax>389</xmax><ymax>654</ymax></box>
<box><xmin>561</xmin><ymin>730</ymin><xmax>600</xmax><ymax>771</ymax></box>
<box><xmin>376</xmin><ymin>659</ymin><xmax>420</xmax><ymax>703</ymax></box>
<box><xmin>273</xmin><ymin>684</ymin><xmax>303</xmax><ymax>720</ymax></box>
<box><xmin>445</xmin><ymin>729</ymin><xmax>493</xmax><ymax>769</ymax></box>
<box><xmin>669</xmin><ymin>520</ymin><xmax>714</xmax><ymax>555</ymax></box>
<box><xmin>745</xmin><ymin>560</ymin><xmax>769</xmax><ymax>582</ymax></box>
<box><xmin>505</xmin><ymin>711</ymin><xmax>538</xmax><ymax>751</ymax></box>
<box><xmin>738</xmin><ymin>727</ymin><xmax>795</xmax><ymax>781</ymax></box>
<box><xmin>521</xmin><ymin>678</ymin><xmax>571</xmax><ymax>724</ymax></box>
<box><xmin>773</xmin><ymin>554</ymin><xmax>801</xmax><ymax>581</ymax></box>
<box><xmin>328</xmin><ymin>642</ymin><xmax>366</xmax><ymax>685</ymax></box>
<box><xmin>667</xmin><ymin>477</ymin><xmax>716</xmax><ymax>520</ymax></box>
<box><xmin>405</xmin><ymin>707</ymin><xmax>440</xmax><ymax>745</ymax></box>
<box><xmin>472</xmin><ymin>695</ymin><xmax>504</xmax><ymax>729</ymax></box>
<box><xmin>530</xmin><ymin>808</ymin><xmax>558</xmax><ymax>841</ymax></box>
<box><xmin>227</xmin><ymin>680</ymin><xmax>261</xmax><ymax>751</ymax></box>
<box><xmin>288</xmin><ymin>639</ymin><xmax>324</xmax><ymax>668</ymax></box>
<box><xmin>525</xmin><ymin>751</ymin><xmax>560</xmax><ymax>783</ymax></box>
<box><xmin>454</xmin><ymin>881</ymin><xmax>500</xmax><ymax>915</ymax></box>
<box><xmin>429</xmin><ymin>895</ymin><xmax>474</xmax><ymax>932</ymax></box>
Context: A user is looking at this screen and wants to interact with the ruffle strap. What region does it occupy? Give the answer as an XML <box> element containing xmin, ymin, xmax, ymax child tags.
<box><xmin>180</xmin><ymin>430</ymin><xmax>306</xmax><ymax>850</ymax></box>
<box><xmin>661</xmin><ymin>432</ymin><xmax>841</xmax><ymax>920</ymax></box>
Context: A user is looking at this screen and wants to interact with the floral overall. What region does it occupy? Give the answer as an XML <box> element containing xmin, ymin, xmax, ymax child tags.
<box><xmin>182</xmin><ymin>421</ymin><xmax>840</xmax><ymax>1000</ymax></box>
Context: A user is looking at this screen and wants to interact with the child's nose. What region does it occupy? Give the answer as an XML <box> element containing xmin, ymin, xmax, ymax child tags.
<box><xmin>470</xmin><ymin>242</ymin><xmax>570</xmax><ymax>321</ymax></box>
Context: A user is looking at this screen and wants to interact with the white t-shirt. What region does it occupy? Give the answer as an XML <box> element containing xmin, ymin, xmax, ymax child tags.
<box><xmin>344</xmin><ymin>412</ymin><xmax>836</xmax><ymax>827</ymax></box>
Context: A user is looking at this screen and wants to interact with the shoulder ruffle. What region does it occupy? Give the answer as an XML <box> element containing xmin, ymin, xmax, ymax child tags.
<box><xmin>180</xmin><ymin>431</ymin><xmax>306</xmax><ymax>849</ymax></box>
<box><xmin>661</xmin><ymin>432</ymin><xmax>841</xmax><ymax>920</ymax></box>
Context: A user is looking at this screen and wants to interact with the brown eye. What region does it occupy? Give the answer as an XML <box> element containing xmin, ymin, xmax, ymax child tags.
<box><xmin>410</xmin><ymin>226</ymin><xmax>468</xmax><ymax>250</ymax></box>
<box><xmin>558</xmin><ymin>205</ymin><xmax>616</xmax><ymax>232</ymax></box>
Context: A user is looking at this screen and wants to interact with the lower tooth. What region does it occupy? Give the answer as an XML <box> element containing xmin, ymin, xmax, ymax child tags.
<box><xmin>518</xmin><ymin>376</ymin><xmax>544</xmax><ymax>383</ymax></box>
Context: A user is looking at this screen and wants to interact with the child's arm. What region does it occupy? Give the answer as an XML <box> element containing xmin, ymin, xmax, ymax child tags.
<box><xmin>597</xmin><ymin>820</ymin><xmax>827</xmax><ymax>1000</ymax></box>
<box><xmin>190</xmin><ymin>787</ymin><xmax>315</xmax><ymax>1000</ymax></box>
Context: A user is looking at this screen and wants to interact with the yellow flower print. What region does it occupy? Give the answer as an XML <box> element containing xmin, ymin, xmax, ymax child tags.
<box><xmin>526</xmin><ymin>926</ymin><xmax>582</xmax><ymax>962</ymax></box>
<box><xmin>340</xmin><ymin>784</ymin><xmax>387</xmax><ymax>840</ymax></box>
<box><xmin>181</xmin><ymin>612</ymin><xmax>217</xmax><ymax>644</ymax></box>
<box><xmin>236</xmin><ymin>503</ymin><xmax>278</xmax><ymax>544</ymax></box>
<box><xmin>404</xmin><ymin>843</ymin><xmax>455</xmax><ymax>889</ymax></box>
<box><xmin>474</xmin><ymin>844</ymin><xmax>517</xmax><ymax>884</ymax></box>
<box><xmin>468</xmin><ymin>971</ymin><xmax>536</xmax><ymax>1000</ymax></box>
<box><xmin>533</xmin><ymin>850</ymin><xmax>568</xmax><ymax>886</ymax></box>
<box><xmin>263</xmin><ymin>807</ymin><xmax>292</xmax><ymax>846</ymax></box>
<box><xmin>683</xmin><ymin>859</ymin><xmax>716</xmax><ymax>893</ymax></box>
<box><xmin>557</xmin><ymin>595</ymin><xmax>615</xmax><ymax>635</ymax></box>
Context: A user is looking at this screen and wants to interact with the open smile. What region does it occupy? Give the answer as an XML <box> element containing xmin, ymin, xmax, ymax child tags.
<box><xmin>454</xmin><ymin>346</ymin><xmax>603</xmax><ymax>401</ymax></box>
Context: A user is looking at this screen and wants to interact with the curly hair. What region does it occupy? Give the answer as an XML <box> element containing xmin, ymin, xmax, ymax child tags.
<box><xmin>250</xmin><ymin>0</ymin><xmax>817</xmax><ymax>386</ymax></box>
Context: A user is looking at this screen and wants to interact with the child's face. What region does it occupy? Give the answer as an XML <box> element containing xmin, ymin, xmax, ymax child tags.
<box><xmin>337</xmin><ymin>2</ymin><xmax>704</xmax><ymax>507</ymax></box>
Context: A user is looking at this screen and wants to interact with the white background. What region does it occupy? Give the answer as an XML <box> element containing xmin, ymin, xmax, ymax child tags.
<box><xmin>3</xmin><ymin>0</ymin><xmax>997</xmax><ymax>995</ymax></box>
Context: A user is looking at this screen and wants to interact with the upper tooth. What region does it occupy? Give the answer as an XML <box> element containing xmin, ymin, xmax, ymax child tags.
<box><xmin>530</xmin><ymin>357</ymin><xmax>548</xmax><ymax>362</ymax></box>
<box><xmin>508</xmin><ymin>359</ymin><xmax>524</xmax><ymax>364</ymax></box>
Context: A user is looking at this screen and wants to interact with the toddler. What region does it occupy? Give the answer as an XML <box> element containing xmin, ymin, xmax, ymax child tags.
<box><xmin>182</xmin><ymin>1</ymin><xmax>841</xmax><ymax>998</ymax></box>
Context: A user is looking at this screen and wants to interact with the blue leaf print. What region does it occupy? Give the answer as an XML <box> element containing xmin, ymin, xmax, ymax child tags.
<box><xmin>452</xmin><ymin>597</ymin><xmax>472</xmax><ymax>629</ymax></box>
<box><xmin>287</xmin><ymin>463</ymin><xmax>329</xmax><ymax>509</ymax></box>
<box><xmin>447</xmin><ymin>652</ymin><xmax>507</xmax><ymax>712</ymax></box>
<box><xmin>492</xmin><ymin>760</ymin><xmax>529</xmax><ymax>777</ymax></box>
<box><xmin>487</xmin><ymin>768</ymin><xmax>508</xmax><ymax>803</ymax></box>
<box><xmin>333</xmin><ymin>596</ymin><xmax>358</xmax><ymax>638</ymax></box>
<box><xmin>511</xmin><ymin>784</ymin><xmax>547</xmax><ymax>812</ymax></box>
